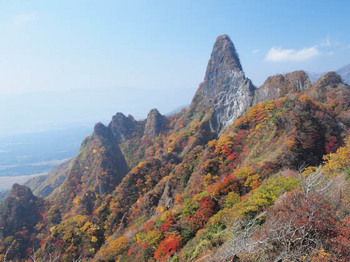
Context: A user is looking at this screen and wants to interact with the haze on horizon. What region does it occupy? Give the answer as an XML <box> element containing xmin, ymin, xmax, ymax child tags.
<box><xmin>0</xmin><ymin>0</ymin><xmax>350</xmax><ymax>137</ymax></box>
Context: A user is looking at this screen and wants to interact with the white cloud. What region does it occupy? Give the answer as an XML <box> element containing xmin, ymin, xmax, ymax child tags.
<box><xmin>14</xmin><ymin>12</ymin><xmax>37</xmax><ymax>26</ymax></box>
<box><xmin>265</xmin><ymin>46</ymin><xmax>320</xmax><ymax>62</ymax></box>
<box><xmin>252</xmin><ymin>49</ymin><xmax>260</xmax><ymax>54</ymax></box>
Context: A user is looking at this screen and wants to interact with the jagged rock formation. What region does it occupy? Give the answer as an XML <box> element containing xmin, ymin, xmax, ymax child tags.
<box><xmin>144</xmin><ymin>108</ymin><xmax>168</xmax><ymax>138</ymax></box>
<box><xmin>193</xmin><ymin>34</ymin><xmax>256</xmax><ymax>132</ymax></box>
<box><xmin>51</xmin><ymin>123</ymin><xmax>130</xmax><ymax>213</ymax></box>
<box><xmin>0</xmin><ymin>184</ymin><xmax>43</xmax><ymax>238</ymax></box>
<box><xmin>84</xmin><ymin>122</ymin><xmax>130</xmax><ymax>194</ymax></box>
<box><xmin>253</xmin><ymin>71</ymin><xmax>311</xmax><ymax>104</ymax></box>
<box><xmin>108</xmin><ymin>113</ymin><xmax>140</xmax><ymax>141</ymax></box>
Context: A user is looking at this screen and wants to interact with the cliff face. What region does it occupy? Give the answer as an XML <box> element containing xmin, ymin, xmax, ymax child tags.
<box><xmin>144</xmin><ymin>108</ymin><xmax>168</xmax><ymax>138</ymax></box>
<box><xmin>92</xmin><ymin>123</ymin><xmax>130</xmax><ymax>193</ymax></box>
<box><xmin>253</xmin><ymin>71</ymin><xmax>311</xmax><ymax>104</ymax></box>
<box><xmin>193</xmin><ymin>34</ymin><xmax>256</xmax><ymax>132</ymax></box>
<box><xmin>108</xmin><ymin>113</ymin><xmax>141</xmax><ymax>141</ymax></box>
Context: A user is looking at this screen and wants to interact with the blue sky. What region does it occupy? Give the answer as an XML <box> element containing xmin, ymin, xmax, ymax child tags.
<box><xmin>0</xmin><ymin>0</ymin><xmax>349</xmax><ymax>135</ymax></box>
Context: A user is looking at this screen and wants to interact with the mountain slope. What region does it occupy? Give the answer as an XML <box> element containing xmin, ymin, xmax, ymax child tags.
<box><xmin>1</xmin><ymin>35</ymin><xmax>350</xmax><ymax>261</ymax></box>
<box><xmin>0</xmin><ymin>184</ymin><xmax>46</xmax><ymax>259</ymax></box>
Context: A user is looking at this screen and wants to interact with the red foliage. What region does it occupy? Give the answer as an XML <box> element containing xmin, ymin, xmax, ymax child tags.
<box><xmin>325</xmin><ymin>136</ymin><xmax>339</xmax><ymax>154</ymax></box>
<box><xmin>153</xmin><ymin>234</ymin><xmax>182</xmax><ymax>260</ymax></box>
<box><xmin>260</xmin><ymin>161</ymin><xmax>280</xmax><ymax>177</ymax></box>
<box><xmin>190</xmin><ymin>196</ymin><xmax>217</xmax><ymax>230</ymax></box>
<box><xmin>227</xmin><ymin>152</ymin><xmax>239</xmax><ymax>162</ymax></box>
<box><xmin>208</xmin><ymin>174</ymin><xmax>240</xmax><ymax>197</ymax></box>
<box><xmin>234</xmin><ymin>129</ymin><xmax>247</xmax><ymax>145</ymax></box>
<box><xmin>144</xmin><ymin>221</ymin><xmax>155</xmax><ymax>232</ymax></box>
<box><xmin>161</xmin><ymin>216</ymin><xmax>176</xmax><ymax>232</ymax></box>
<box><xmin>260</xmin><ymin>190</ymin><xmax>338</xmax><ymax>258</ymax></box>
<box><xmin>331</xmin><ymin>216</ymin><xmax>350</xmax><ymax>259</ymax></box>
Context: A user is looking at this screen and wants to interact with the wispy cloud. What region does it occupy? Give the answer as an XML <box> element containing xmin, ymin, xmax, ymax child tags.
<box><xmin>14</xmin><ymin>12</ymin><xmax>37</xmax><ymax>27</ymax></box>
<box><xmin>265</xmin><ymin>46</ymin><xmax>320</xmax><ymax>62</ymax></box>
<box><xmin>252</xmin><ymin>49</ymin><xmax>260</xmax><ymax>54</ymax></box>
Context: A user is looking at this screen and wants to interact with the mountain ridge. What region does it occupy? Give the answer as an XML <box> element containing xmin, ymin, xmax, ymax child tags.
<box><xmin>1</xmin><ymin>34</ymin><xmax>350</xmax><ymax>261</ymax></box>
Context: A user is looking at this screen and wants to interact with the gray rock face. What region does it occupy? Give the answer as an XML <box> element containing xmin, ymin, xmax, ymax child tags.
<box><xmin>210</xmin><ymin>70</ymin><xmax>256</xmax><ymax>131</ymax></box>
<box><xmin>144</xmin><ymin>108</ymin><xmax>167</xmax><ymax>138</ymax></box>
<box><xmin>191</xmin><ymin>35</ymin><xmax>318</xmax><ymax>134</ymax></box>
<box><xmin>193</xmin><ymin>34</ymin><xmax>256</xmax><ymax>132</ymax></box>
<box><xmin>108</xmin><ymin>113</ymin><xmax>137</xmax><ymax>141</ymax></box>
<box><xmin>253</xmin><ymin>71</ymin><xmax>311</xmax><ymax>104</ymax></box>
<box><xmin>91</xmin><ymin>122</ymin><xmax>130</xmax><ymax>194</ymax></box>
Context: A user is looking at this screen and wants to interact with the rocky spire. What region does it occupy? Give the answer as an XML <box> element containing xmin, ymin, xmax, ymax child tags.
<box><xmin>192</xmin><ymin>34</ymin><xmax>256</xmax><ymax>132</ymax></box>
<box><xmin>9</xmin><ymin>183</ymin><xmax>36</xmax><ymax>199</ymax></box>
<box><xmin>204</xmin><ymin>34</ymin><xmax>243</xmax><ymax>79</ymax></box>
<box><xmin>144</xmin><ymin>109</ymin><xmax>167</xmax><ymax>138</ymax></box>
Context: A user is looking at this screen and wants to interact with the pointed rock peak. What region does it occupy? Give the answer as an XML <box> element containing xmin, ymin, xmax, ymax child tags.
<box><xmin>147</xmin><ymin>108</ymin><xmax>161</xmax><ymax>117</ymax></box>
<box><xmin>204</xmin><ymin>34</ymin><xmax>242</xmax><ymax>82</ymax></box>
<box><xmin>144</xmin><ymin>108</ymin><xmax>167</xmax><ymax>138</ymax></box>
<box><xmin>93</xmin><ymin>122</ymin><xmax>112</xmax><ymax>142</ymax></box>
<box><xmin>196</xmin><ymin>34</ymin><xmax>248</xmax><ymax>101</ymax></box>
<box><xmin>109</xmin><ymin>112</ymin><xmax>137</xmax><ymax>141</ymax></box>
<box><xmin>113</xmin><ymin>112</ymin><xmax>127</xmax><ymax>120</ymax></box>
<box><xmin>191</xmin><ymin>35</ymin><xmax>255</xmax><ymax>133</ymax></box>
<box><xmin>315</xmin><ymin>71</ymin><xmax>343</xmax><ymax>88</ymax></box>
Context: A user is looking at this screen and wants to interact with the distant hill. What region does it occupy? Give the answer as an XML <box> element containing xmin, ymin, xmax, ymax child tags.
<box><xmin>337</xmin><ymin>64</ymin><xmax>350</xmax><ymax>84</ymax></box>
<box><xmin>308</xmin><ymin>63</ymin><xmax>350</xmax><ymax>84</ymax></box>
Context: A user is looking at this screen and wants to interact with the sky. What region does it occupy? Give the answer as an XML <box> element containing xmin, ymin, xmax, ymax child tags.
<box><xmin>0</xmin><ymin>0</ymin><xmax>350</xmax><ymax>136</ymax></box>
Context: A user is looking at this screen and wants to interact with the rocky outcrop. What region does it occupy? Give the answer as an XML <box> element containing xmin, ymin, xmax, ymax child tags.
<box><xmin>308</xmin><ymin>71</ymin><xmax>349</xmax><ymax>105</ymax></box>
<box><xmin>144</xmin><ymin>108</ymin><xmax>167</xmax><ymax>138</ymax></box>
<box><xmin>193</xmin><ymin>34</ymin><xmax>256</xmax><ymax>133</ymax></box>
<box><xmin>93</xmin><ymin>122</ymin><xmax>114</xmax><ymax>142</ymax></box>
<box><xmin>89</xmin><ymin>123</ymin><xmax>130</xmax><ymax>194</ymax></box>
<box><xmin>108</xmin><ymin>113</ymin><xmax>139</xmax><ymax>141</ymax></box>
<box><xmin>0</xmin><ymin>184</ymin><xmax>43</xmax><ymax>238</ymax></box>
<box><xmin>314</xmin><ymin>71</ymin><xmax>344</xmax><ymax>89</ymax></box>
<box><xmin>253</xmin><ymin>71</ymin><xmax>311</xmax><ymax>104</ymax></box>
